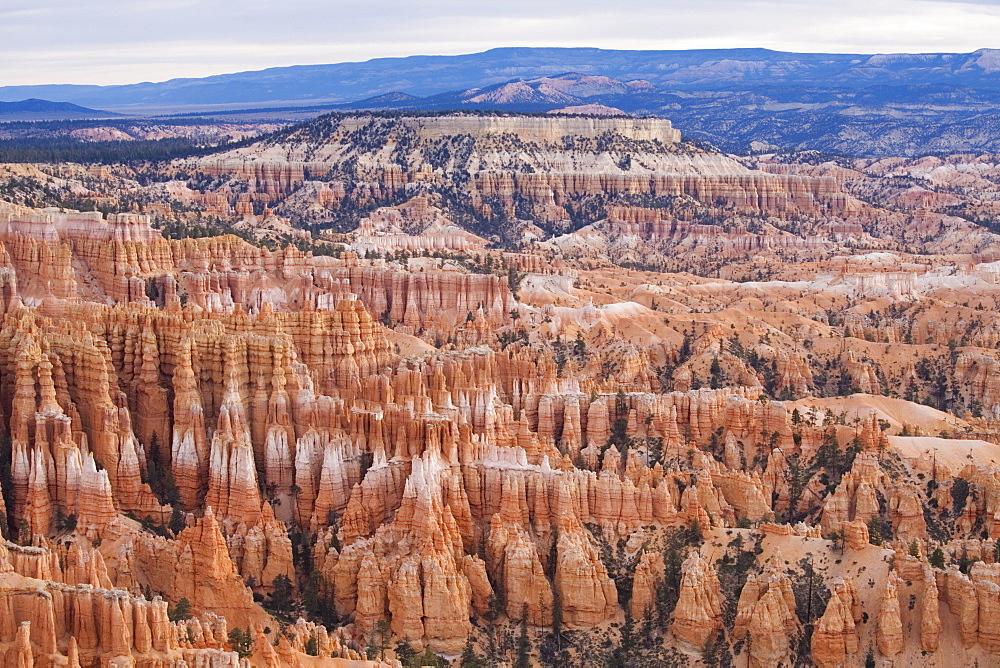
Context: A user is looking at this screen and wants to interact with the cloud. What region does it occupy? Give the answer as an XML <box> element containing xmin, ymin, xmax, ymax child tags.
<box><xmin>1</xmin><ymin>0</ymin><xmax>998</xmax><ymax>85</ymax></box>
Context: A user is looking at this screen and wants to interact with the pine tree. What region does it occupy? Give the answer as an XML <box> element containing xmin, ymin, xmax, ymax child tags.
<box><xmin>867</xmin><ymin>515</ymin><xmax>883</xmax><ymax>545</ymax></box>
<box><xmin>169</xmin><ymin>506</ymin><xmax>185</xmax><ymax>535</ymax></box>
<box><xmin>394</xmin><ymin>641</ymin><xmax>416</xmax><ymax>665</ymax></box>
<box><xmin>459</xmin><ymin>637</ymin><xmax>488</xmax><ymax>667</ymax></box>
<box><xmin>375</xmin><ymin>619</ymin><xmax>390</xmax><ymax>660</ymax></box>
<box><xmin>227</xmin><ymin>627</ymin><xmax>252</xmax><ymax>658</ymax></box>
<box><xmin>608</xmin><ymin>612</ymin><xmax>634</xmax><ymax>666</ymax></box>
<box><xmin>709</xmin><ymin>357</ymin><xmax>722</xmax><ymax>388</ymax></box>
<box><xmin>145</xmin><ymin>434</ymin><xmax>162</xmax><ymax>497</ymax></box>
<box><xmin>551</xmin><ymin>586</ymin><xmax>563</xmax><ymax>652</ymax></box>
<box><xmin>168</xmin><ymin>597</ymin><xmax>192</xmax><ymax>622</ymax></box>
<box><xmin>269</xmin><ymin>575</ymin><xmax>293</xmax><ymax>613</ymax></box>
<box><xmin>515</xmin><ymin>605</ymin><xmax>531</xmax><ymax>668</ymax></box>
<box><xmin>689</xmin><ymin>518</ymin><xmax>702</xmax><ymax>545</ymax></box>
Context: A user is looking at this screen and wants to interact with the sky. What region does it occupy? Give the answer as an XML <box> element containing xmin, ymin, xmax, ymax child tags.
<box><xmin>2</xmin><ymin>0</ymin><xmax>1000</xmax><ymax>86</ymax></box>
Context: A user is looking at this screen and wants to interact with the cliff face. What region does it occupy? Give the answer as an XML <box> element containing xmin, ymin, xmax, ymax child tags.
<box><xmin>186</xmin><ymin>113</ymin><xmax>856</xmax><ymax>243</ymax></box>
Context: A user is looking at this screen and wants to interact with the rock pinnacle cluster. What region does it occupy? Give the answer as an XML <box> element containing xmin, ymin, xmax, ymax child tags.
<box><xmin>0</xmin><ymin>112</ymin><xmax>999</xmax><ymax>665</ymax></box>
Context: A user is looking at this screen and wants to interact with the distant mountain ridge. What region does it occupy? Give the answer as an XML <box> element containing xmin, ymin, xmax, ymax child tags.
<box><xmin>0</xmin><ymin>99</ymin><xmax>119</xmax><ymax>121</ymax></box>
<box><xmin>3</xmin><ymin>47</ymin><xmax>1000</xmax><ymax>111</ymax></box>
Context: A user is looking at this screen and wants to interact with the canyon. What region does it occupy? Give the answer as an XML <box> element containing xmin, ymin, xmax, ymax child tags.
<box><xmin>0</xmin><ymin>112</ymin><xmax>999</xmax><ymax>666</ymax></box>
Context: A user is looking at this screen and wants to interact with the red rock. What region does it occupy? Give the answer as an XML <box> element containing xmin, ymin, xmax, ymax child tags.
<box><xmin>877</xmin><ymin>572</ymin><xmax>903</xmax><ymax>658</ymax></box>
<box><xmin>811</xmin><ymin>578</ymin><xmax>859</xmax><ymax>668</ymax></box>
<box><xmin>671</xmin><ymin>552</ymin><xmax>723</xmax><ymax>649</ymax></box>
<box><xmin>630</xmin><ymin>549</ymin><xmax>663</xmax><ymax>620</ymax></box>
<box><xmin>922</xmin><ymin>568</ymin><xmax>941</xmax><ymax>653</ymax></box>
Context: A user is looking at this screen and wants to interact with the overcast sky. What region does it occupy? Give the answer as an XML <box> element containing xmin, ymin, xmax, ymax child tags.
<box><xmin>2</xmin><ymin>0</ymin><xmax>1000</xmax><ymax>86</ymax></box>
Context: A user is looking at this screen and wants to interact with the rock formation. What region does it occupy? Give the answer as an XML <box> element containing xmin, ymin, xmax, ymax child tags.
<box><xmin>3</xmin><ymin>114</ymin><xmax>1000</xmax><ymax>665</ymax></box>
<box><xmin>671</xmin><ymin>552</ymin><xmax>723</xmax><ymax>649</ymax></box>
<box><xmin>877</xmin><ymin>571</ymin><xmax>904</xmax><ymax>659</ymax></box>
<box><xmin>811</xmin><ymin>578</ymin><xmax>860</xmax><ymax>668</ymax></box>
